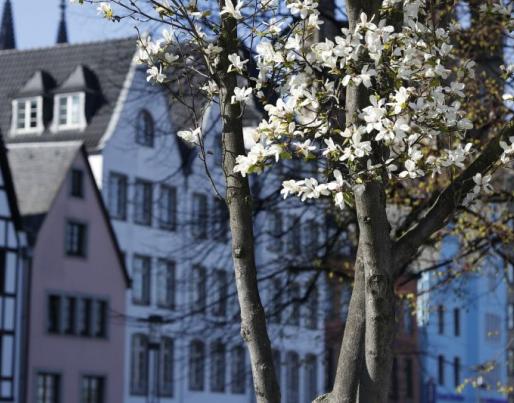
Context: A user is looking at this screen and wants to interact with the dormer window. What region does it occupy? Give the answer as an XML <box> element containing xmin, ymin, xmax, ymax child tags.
<box><xmin>55</xmin><ymin>93</ymin><xmax>86</xmax><ymax>130</ymax></box>
<box><xmin>11</xmin><ymin>97</ymin><xmax>43</xmax><ymax>134</ymax></box>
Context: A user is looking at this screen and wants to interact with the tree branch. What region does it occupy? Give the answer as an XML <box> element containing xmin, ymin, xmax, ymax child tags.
<box><xmin>393</xmin><ymin>122</ymin><xmax>514</xmax><ymax>273</ymax></box>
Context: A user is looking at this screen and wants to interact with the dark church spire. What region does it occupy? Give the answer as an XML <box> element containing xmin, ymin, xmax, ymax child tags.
<box><xmin>56</xmin><ymin>0</ymin><xmax>68</xmax><ymax>44</ymax></box>
<box><xmin>0</xmin><ymin>0</ymin><xmax>16</xmax><ymax>50</ymax></box>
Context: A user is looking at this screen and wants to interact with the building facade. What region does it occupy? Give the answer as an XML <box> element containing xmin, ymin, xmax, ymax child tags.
<box><xmin>7</xmin><ymin>142</ymin><xmax>129</xmax><ymax>403</ymax></box>
<box><xmin>0</xmin><ymin>141</ymin><xmax>27</xmax><ymax>403</ymax></box>
<box><xmin>418</xmin><ymin>239</ymin><xmax>508</xmax><ymax>403</ymax></box>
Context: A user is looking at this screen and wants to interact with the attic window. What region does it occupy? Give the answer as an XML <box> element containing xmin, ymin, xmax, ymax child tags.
<box><xmin>12</xmin><ymin>97</ymin><xmax>43</xmax><ymax>134</ymax></box>
<box><xmin>135</xmin><ymin>110</ymin><xmax>155</xmax><ymax>147</ymax></box>
<box><xmin>55</xmin><ymin>93</ymin><xmax>86</xmax><ymax>130</ymax></box>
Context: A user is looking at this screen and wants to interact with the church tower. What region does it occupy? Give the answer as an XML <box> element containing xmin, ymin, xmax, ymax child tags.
<box><xmin>56</xmin><ymin>0</ymin><xmax>68</xmax><ymax>44</ymax></box>
<box><xmin>0</xmin><ymin>0</ymin><xmax>15</xmax><ymax>50</ymax></box>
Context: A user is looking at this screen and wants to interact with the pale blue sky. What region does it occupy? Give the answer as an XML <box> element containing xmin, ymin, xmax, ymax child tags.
<box><xmin>10</xmin><ymin>0</ymin><xmax>134</xmax><ymax>49</ymax></box>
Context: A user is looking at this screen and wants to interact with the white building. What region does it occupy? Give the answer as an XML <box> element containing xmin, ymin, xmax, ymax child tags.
<box><xmin>0</xmin><ymin>12</ymin><xmax>328</xmax><ymax>403</ymax></box>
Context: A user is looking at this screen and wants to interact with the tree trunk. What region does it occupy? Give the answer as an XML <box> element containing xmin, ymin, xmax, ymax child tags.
<box><xmin>218</xmin><ymin>6</ymin><xmax>281</xmax><ymax>403</ymax></box>
<box><xmin>324</xmin><ymin>251</ymin><xmax>366</xmax><ymax>403</ymax></box>
<box><xmin>354</xmin><ymin>182</ymin><xmax>394</xmax><ymax>402</ymax></box>
<box><xmin>316</xmin><ymin>2</ymin><xmax>396</xmax><ymax>402</ymax></box>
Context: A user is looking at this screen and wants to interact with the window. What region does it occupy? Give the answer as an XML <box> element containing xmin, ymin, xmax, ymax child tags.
<box><xmin>210</xmin><ymin>341</ymin><xmax>226</xmax><ymax>392</ymax></box>
<box><xmin>47</xmin><ymin>295</ymin><xmax>106</xmax><ymax>339</ymax></box>
<box><xmin>78</xmin><ymin>298</ymin><xmax>92</xmax><ymax>337</ymax></box>
<box><xmin>55</xmin><ymin>93</ymin><xmax>84</xmax><ymax>130</ymax></box>
<box><xmin>159</xmin><ymin>337</ymin><xmax>174</xmax><ymax>397</ymax></box>
<box><xmin>134</xmin><ymin>180</ymin><xmax>153</xmax><ymax>226</ymax></box>
<box><xmin>135</xmin><ymin>110</ymin><xmax>154</xmax><ymax>147</ymax></box>
<box><xmin>70</xmin><ymin>169</ymin><xmax>84</xmax><ymax>198</ymax></box>
<box><xmin>36</xmin><ymin>373</ymin><xmax>60</xmax><ymax>403</ymax></box>
<box><xmin>192</xmin><ymin>193</ymin><xmax>208</xmax><ymax>239</ymax></box>
<box><xmin>437</xmin><ymin>305</ymin><xmax>444</xmax><ymax>335</ymax></box>
<box><xmin>62</xmin><ymin>297</ymin><xmax>76</xmax><ymax>335</ymax></box>
<box><xmin>403</xmin><ymin>300</ymin><xmax>414</xmax><ymax>334</ymax></box>
<box><xmin>191</xmin><ymin>266</ymin><xmax>207</xmax><ymax>313</ymax></box>
<box><xmin>454</xmin><ymin>308</ymin><xmax>460</xmax><ymax>336</ymax></box>
<box><xmin>81</xmin><ymin>376</ymin><xmax>104</xmax><ymax>403</ymax></box>
<box><xmin>133</xmin><ymin>255</ymin><xmax>151</xmax><ymax>305</ymax></box>
<box><xmin>438</xmin><ymin>355</ymin><xmax>445</xmax><ymax>386</ymax></box>
<box><xmin>93</xmin><ymin>300</ymin><xmax>107</xmax><ymax>338</ymax></box>
<box><xmin>404</xmin><ymin>358</ymin><xmax>413</xmax><ymax>398</ymax></box>
<box><xmin>304</xmin><ymin>354</ymin><xmax>317</xmax><ymax>403</ymax></box>
<box><xmin>267</xmin><ymin>211</ymin><xmax>283</xmax><ymax>253</ymax></box>
<box><xmin>484</xmin><ymin>362</ymin><xmax>501</xmax><ymax>386</ymax></box>
<box><xmin>304</xmin><ymin>219</ymin><xmax>319</xmax><ymax>254</ymax></box>
<box><xmin>189</xmin><ymin>340</ymin><xmax>205</xmax><ymax>391</ymax></box>
<box><xmin>287</xmin><ymin>283</ymin><xmax>300</xmax><ymax>326</ymax></box>
<box><xmin>269</xmin><ymin>278</ymin><xmax>283</xmax><ymax>324</ymax></box>
<box><xmin>47</xmin><ymin>295</ymin><xmax>61</xmax><ymax>334</ymax></box>
<box><xmin>65</xmin><ymin>221</ymin><xmax>87</xmax><ymax>257</ymax></box>
<box><xmin>212</xmin><ymin>197</ymin><xmax>229</xmax><ymax>241</ymax></box>
<box><xmin>159</xmin><ymin>185</ymin><xmax>177</xmax><ymax>231</ymax></box>
<box><xmin>286</xmin><ymin>351</ymin><xmax>299</xmax><ymax>403</ymax></box>
<box><xmin>390</xmin><ymin>357</ymin><xmax>399</xmax><ymax>399</ymax></box>
<box><xmin>485</xmin><ymin>313</ymin><xmax>501</xmax><ymax>342</ymax></box>
<box><xmin>212</xmin><ymin>270</ymin><xmax>228</xmax><ymax>317</ymax></box>
<box><xmin>287</xmin><ymin>216</ymin><xmax>301</xmax><ymax>255</ymax></box>
<box><xmin>231</xmin><ymin>346</ymin><xmax>246</xmax><ymax>394</ymax></box>
<box><xmin>453</xmin><ymin>357</ymin><xmax>460</xmax><ymax>387</ymax></box>
<box><xmin>156</xmin><ymin>259</ymin><xmax>175</xmax><ymax>309</ymax></box>
<box><xmin>130</xmin><ymin>334</ymin><xmax>148</xmax><ymax>395</ymax></box>
<box><xmin>509</xmin><ymin>304</ymin><xmax>514</xmax><ymax>330</ymax></box>
<box><xmin>108</xmin><ymin>173</ymin><xmax>127</xmax><ymax>220</ymax></box>
<box><xmin>272</xmin><ymin>349</ymin><xmax>281</xmax><ymax>389</ymax></box>
<box><xmin>13</xmin><ymin>97</ymin><xmax>42</xmax><ymax>133</ymax></box>
<box><xmin>306</xmin><ymin>288</ymin><xmax>318</xmax><ymax>329</ymax></box>
<box><xmin>508</xmin><ymin>349</ymin><xmax>514</xmax><ymax>376</ymax></box>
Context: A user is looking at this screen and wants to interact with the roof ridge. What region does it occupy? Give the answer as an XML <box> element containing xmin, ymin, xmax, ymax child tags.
<box><xmin>0</xmin><ymin>36</ymin><xmax>136</xmax><ymax>55</ymax></box>
<box><xmin>7</xmin><ymin>140</ymin><xmax>84</xmax><ymax>148</ymax></box>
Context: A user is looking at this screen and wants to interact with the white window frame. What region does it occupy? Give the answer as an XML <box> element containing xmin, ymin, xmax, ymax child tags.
<box><xmin>11</xmin><ymin>97</ymin><xmax>43</xmax><ymax>135</ymax></box>
<box><xmin>53</xmin><ymin>92</ymin><xmax>86</xmax><ymax>131</ymax></box>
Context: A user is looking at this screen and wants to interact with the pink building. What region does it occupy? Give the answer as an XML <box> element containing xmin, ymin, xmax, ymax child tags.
<box><xmin>7</xmin><ymin>142</ymin><xmax>129</xmax><ymax>403</ymax></box>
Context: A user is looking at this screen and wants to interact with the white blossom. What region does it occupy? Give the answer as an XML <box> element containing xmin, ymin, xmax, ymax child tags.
<box><xmin>220</xmin><ymin>0</ymin><xmax>244</xmax><ymax>20</ymax></box>
<box><xmin>231</xmin><ymin>87</ymin><xmax>252</xmax><ymax>104</ymax></box>
<box><xmin>177</xmin><ymin>128</ymin><xmax>201</xmax><ymax>145</ymax></box>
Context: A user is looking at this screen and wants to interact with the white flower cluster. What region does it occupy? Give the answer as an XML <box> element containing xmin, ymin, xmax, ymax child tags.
<box><xmin>463</xmin><ymin>173</ymin><xmax>493</xmax><ymax>207</ymax></box>
<box><xmin>136</xmin><ymin>29</ymin><xmax>182</xmax><ymax>84</ymax></box>
<box><xmin>234</xmin><ymin>0</ymin><xmax>482</xmax><ymax>209</ymax></box>
<box><xmin>500</xmin><ymin>136</ymin><xmax>514</xmax><ymax>164</ymax></box>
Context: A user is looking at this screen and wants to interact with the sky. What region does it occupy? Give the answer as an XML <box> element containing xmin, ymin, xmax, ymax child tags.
<box><xmin>11</xmin><ymin>0</ymin><xmax>134</xmax><ymax>49</ymax></box>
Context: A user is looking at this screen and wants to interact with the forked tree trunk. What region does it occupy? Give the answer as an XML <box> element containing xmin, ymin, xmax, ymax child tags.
<box><xmin>218</xmin><ymin>6</ymin><xmax>281</xmax><ymax>403</ymax></box>
<box><xmin>315</xmin><ymin>1</ymin><xmax>397</xmax><ymax>401</ymax></box>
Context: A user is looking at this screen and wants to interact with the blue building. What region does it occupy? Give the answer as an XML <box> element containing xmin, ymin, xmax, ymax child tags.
<box><xmin>418</xmin><ymin>238</ymin><xmax>508</xmax><ymax>403</ymax></box>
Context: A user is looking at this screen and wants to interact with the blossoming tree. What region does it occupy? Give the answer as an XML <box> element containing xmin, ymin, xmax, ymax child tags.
<box><xmin>81</xmin><ymin>0</ymin><xmax>514</xmax><ymax>401</ymax></box>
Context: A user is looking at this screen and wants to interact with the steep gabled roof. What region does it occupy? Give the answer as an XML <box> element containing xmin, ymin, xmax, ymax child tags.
<box><xmin>7</xmin><ymin>141</ymin><xmax>81</xmax><ymax>217</ymax></box>
<box><xmin>0</xmin><ymin>37</ymin><xmax>136</xmax><ymax>150</ymax></box>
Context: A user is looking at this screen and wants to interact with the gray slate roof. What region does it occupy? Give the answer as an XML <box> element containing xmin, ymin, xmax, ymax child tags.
<box><xmin>0</xmin><ymin>37</ymin><xmax>136</xmax><ymax>150</ymax></box>
<box><xmin>7</xmin><ymin>141</ymin><xmax>81</xmax><ymax>217</ymax></box>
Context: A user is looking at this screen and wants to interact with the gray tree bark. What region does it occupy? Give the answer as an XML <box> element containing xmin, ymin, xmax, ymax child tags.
<box><xmin>327</xmin><ymin>251</ymin><xmax>366</xmax><ymax>403</ymax></box>
<box><xmin>315</xmin><ymin>1</ymin><xmax>396</xmax><ymax>402</ymax></box>
<box><xmin>217</xmin><ymin>6</ymin><xmax>281</xmax><ymax>403</ymax></box>
<box><xmin>353</xmin><ymin>182</ymin><xmax>394</xmax><ymax>402</ymax></box>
